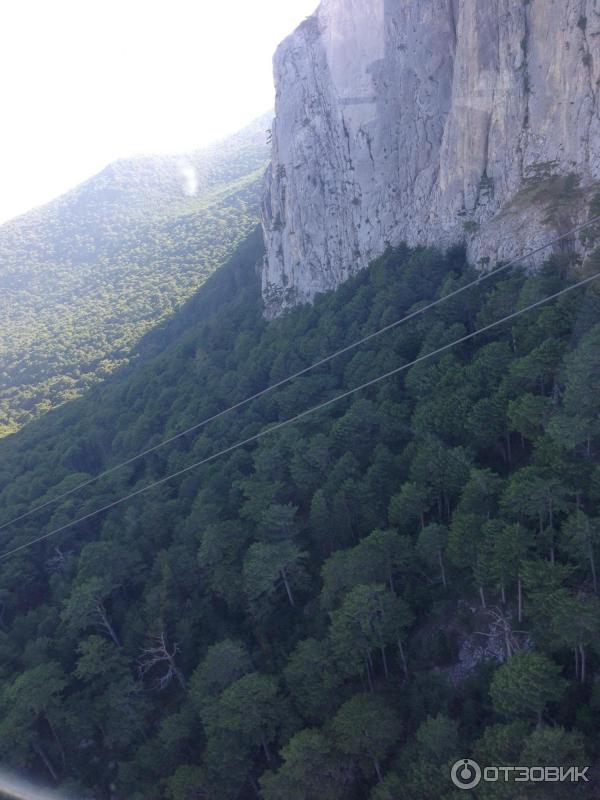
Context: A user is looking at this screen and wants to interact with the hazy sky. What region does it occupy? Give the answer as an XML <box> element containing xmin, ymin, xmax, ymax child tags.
<box><xmin>0</xmin><ymin>0</ymin><xmax>317</xmax><ymax>223</ymax></box>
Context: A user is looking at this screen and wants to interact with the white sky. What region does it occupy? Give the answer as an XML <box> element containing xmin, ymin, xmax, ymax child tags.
<box><xmin>0</xmin><ymin>0</ymin><xmax>318</xmax><ymax>223</ymax></box>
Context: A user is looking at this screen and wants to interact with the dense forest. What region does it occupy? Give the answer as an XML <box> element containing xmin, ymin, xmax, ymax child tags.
<box><xmin>0</xmin><ymin>227</ymin><xmax>599</xmax><ymax>799</ymax></box>
<box><xmin>0</xmin><ymin>115</ymin><xmax>269</xmax><ymax>436</ymax></box>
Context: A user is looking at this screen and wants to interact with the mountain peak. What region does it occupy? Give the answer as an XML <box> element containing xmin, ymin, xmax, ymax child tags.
<box><xmin>261</xmin><ymin>0</ymin><xmax>600</xmax><ymax>317</ymax></box>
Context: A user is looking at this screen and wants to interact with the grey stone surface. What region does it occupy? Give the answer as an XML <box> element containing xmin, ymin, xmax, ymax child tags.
<box><xmin>261</xmin><ymin>0</ymin><xmax>600</xmax><ymax>317</ymax></box>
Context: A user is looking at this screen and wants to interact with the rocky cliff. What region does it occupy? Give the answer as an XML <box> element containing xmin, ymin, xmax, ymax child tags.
<box><xmin>261</xmin><ymin>0</ymin><xmax>600</xmax><ymax>317</ymax></box>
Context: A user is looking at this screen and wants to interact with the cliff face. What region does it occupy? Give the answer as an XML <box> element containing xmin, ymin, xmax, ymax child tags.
<box><xmin>261</xmin><ymin>0</ymin><xmax>600</xmax><ymax>317</ymax></box>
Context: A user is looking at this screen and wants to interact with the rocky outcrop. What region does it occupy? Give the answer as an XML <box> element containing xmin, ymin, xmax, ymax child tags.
<box><xmin>261</xmin><ymin>0</ymin><xmax>600</xmax><ymax>317</ymax></box>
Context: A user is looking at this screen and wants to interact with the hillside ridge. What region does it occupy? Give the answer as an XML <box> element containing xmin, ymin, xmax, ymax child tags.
<box><xmin>0</xmin><ymin>115</ymin><xmax>270</xmax><ymax>435</ymax></box>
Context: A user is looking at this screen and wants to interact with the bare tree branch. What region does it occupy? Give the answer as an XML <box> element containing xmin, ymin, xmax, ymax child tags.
<box><xmin>138</xmin><ymin>632</ymin><xmax>185</xmax><ymax>690</ymax></box>
<box><xmin>475</xmin><ymin>607</ymin><xmax>529</xmax><ymax>661</ymax></box>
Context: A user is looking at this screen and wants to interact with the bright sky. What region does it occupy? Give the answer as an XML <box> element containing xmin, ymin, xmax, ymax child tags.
<box><xmin>0</xmin><ymin>0</ymin><xmax>318</xmax><ymax>224</ymax></box>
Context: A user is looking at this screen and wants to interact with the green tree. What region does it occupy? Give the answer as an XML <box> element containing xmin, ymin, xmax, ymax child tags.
<box><xmin>290</xmin><ymin>434</ymin><xmax>333</xmax><ymax>496</ymax></box>
<box><xmin>508</xmin><ymin>393</ymin><xmax>553</xmax><ymax>443</ymax></box>
<box><xmin>490</xmin><ymin>651</ymin><xmax>566</xmax><ymax>725</ymax></box>
<box><xmin>331</xmin><ymin>693</ymin><xmax>400</xmax><ymax>783</ymax></box>
<box><xmin>473</xmin><ymin>722</ymin><xmax>530</xmax><ymax>800</ymax></box>
<box><xmin>257</xmin><ymin>503</ymin><xmax>299</xmax><ymax>542</ymax></box>
<box><xmin>284</xmin><ymin>638</ymin><xmax>342</xmax><ymax>722</ymax></box>
<box><xmin>0</xmin><ymin>663</ymin><xmax>67</xmax><ymax>781</ymax></box>
<box><xmin>197</xmin><ymin>521</ymin><xmax>251</xmax><ymax>610</ymax></box>
<box><xmin>388</xmin><ymin>482</ymin><xmax>431</xmax><ymax>531</ymax></box>
<box><xmin>550</xmin><ymin>323</ymin><xmax>600</xmax><ymax>455</ymax></box>
<box><xmin>243</xmin><ymin>540</ymin><xmax>308</xmax><ymax>612</ymax></box>
<box><xmin>397</xmin><ymin>714</ymin><xmax>461</xmax><ymax>799</ymax></box>
<box><xmin>466</xmin><ymin>395</ymin><xmax>509</xmax><ymax>454</ymax></box>
<box><xmin>190</xmin><ymin>640</ymin><xmax>252</xmax><ymax>710</ymax></box>
<box><xmin>490</xmin><ymin>522</ymin><xmax>529</xmax><ymax>615</ymax></box>
<box><xmin>75</xmin><ymin>635</ymin><xmax>128</xmax><ymax>684</ymax></box>
<box><xmin>260</xmin><ymin>729</ymin><xmax>349</xmax><ymax>800</ymax></box>
<box><xmin>447</xmin><ymin>512</ymin><xmax>484</xmax><ymax>574</ymax></box>
<box><xmin>417</xmin><ymin>523</ymin><xmax>449</xmax><ymax>587</ymax></box>
<box><xmin>473</xmin><ymin>524</ymin><xmax>497</xmax><ymax>609</ymax></box>
<box><xmin>209</xmin><ymin>673</ymin><xmax>285</xmax><ymax>763</ymax></box>
<box><xmin>501</xmin><ymin>468</ymin><xmax>570</xmax><ymax>562</ymax></box>
<box><xmin>357</xmin><ymin>528</ymin><xmax>414</xmax><ymax>593</ymax></box>
<box><xmin>164</xmin><ymin>765</ymin><xmax>208</xmax><ymax>800</ymax></box>
<box><xmin>520</xmin><ymin>727</ymin><xmax>588</xmax><ymax>799</ymax></box>
<box><xmin>519</xmin><ymin>560</ymin><xmax>575</xmax><ymax>632</ymax></box>
<box><xmin>330</xmin><ymin>583</ymin><xmax>413</xmax><ymax>684</ymax></box>
<box><xmin>456</xmin><ymin>468</ymin><xmax>504</xmax><ymax>518</ymax></box>
<box><xmin>410</xmin><ymin>438</ymin><xmax>472</xmax><ymax>519</ymax></box>
<box><xmin>321</xmin><ymin>531</ymin><xmax>413</xmax><ymax>609</ymax></box>
<box><xmin>309</xmin><ymin>489</ymin><xmax>333</xmax><ymax>552</ymax></box>
<box><xmin>321</xmin><ymin>548</ymin><xmax>364</xmax><ymax>610</ymax></box>
<box><xmin>561</xmin><ymin>511</ymin><xmax>600</xmax><ymax>593</ymax></box>
<box><xmin>549</xmin><ymin>591</ymin><xmax>600</xmax><ymax>682</ymax></box>
<box><xmin>62</xmin><ymin>576</ymin><xmax>122</xmax><ymax>647</ymax></box>
<box><xmin>474</xmin><ymin>721</ymin><xmax>529</xmax><ymax>768</ymax></box>
<box><xmin>370</xmin><ymin>773</ymin><xmax>404</xmax><ymax>800</ymax></box>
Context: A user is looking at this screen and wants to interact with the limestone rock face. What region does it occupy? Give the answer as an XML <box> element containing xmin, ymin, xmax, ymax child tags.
<box><xmin>261</xmin><ymin>0</ymin><xmax>600</xmax><ymax>317</ymax></box>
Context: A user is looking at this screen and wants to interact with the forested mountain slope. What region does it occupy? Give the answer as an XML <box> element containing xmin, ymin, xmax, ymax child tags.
<box><xmin>0</xmin><ymin>115</ymin><xmax>269</xmax><ymax>436</ymax></box>
<box><xmin>0</xmin><ymin>228</ymin><xmax>598</xmax><ymax>798</ymax></box>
